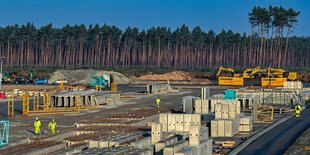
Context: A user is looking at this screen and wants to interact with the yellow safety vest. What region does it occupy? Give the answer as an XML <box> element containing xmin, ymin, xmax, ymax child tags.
<box><xmin>34</xmin><ymin>121</ymin><xmax>41</xmax><ymax>128</ymax></box>
<box><xmin>156</xmin><ymin>99</ymin><xmax>160</xmax><ymax>103</ymax></box>
<box><xmin>49</xmin><ymin>122</ymin><xmax>57</xmax><ymax>129</ymax></box>
<box><xmin>295</xmin><ymin>105</ymin><xmax>301</xmax><ymax>111</ymax></box>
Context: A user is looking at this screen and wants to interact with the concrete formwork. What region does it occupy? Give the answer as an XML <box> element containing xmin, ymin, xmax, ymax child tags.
<box><xmin>50</xmin><ymin>91</ymin><xmax>121</xmax><ymax>107</ymax></box>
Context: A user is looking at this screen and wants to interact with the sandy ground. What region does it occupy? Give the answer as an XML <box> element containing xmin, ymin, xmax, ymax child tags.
<box><xmin>284</xmin><ymin>126</ymin><xmax>310</xmax><ymax>155</ymax></box>
<box><xmin>0</xmin><ymin>84</ymin><xmax>225</xmax><ymax>150</ymax></box>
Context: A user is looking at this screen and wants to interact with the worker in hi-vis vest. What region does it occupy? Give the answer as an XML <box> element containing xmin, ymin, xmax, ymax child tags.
<box><xmin>156</xmin><ymin>97</ymin><xmax>160</xmax><ymax>108</ymax></box>
<box><xmin>295</xmin><ymin>103</ymin><xmax>302</xmax><ymax>118</ymax></box>
<box><xmin>48</xmin><ymin>119</ymin><xmax>57</xmax><ymax>134</ymax></box>
<box><xmin>34</xmin><ymin>117</ymin><xmax>41</xmax><ymax>135</ymax></box>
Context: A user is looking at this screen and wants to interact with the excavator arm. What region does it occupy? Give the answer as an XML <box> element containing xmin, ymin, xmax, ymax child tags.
<box><xmin>217</xmin><ymin>67</ymin><xmax>235</xmax><ymax>77</ymax></box>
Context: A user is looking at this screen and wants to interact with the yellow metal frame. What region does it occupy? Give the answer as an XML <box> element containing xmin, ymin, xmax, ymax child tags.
<box><xmin>43</xmin><ymin>92</ymin><xmax>50</xmax><ymax>109</ymax></box>
<box><xmin>95</xmin><ymin>85</ymin><xmax>102</xmax><ymax>91</ymax></box>
<box><xmin>111</xmin><ymin>83</ymin><xmax>117</xmax><ymax>91</ymax></box>
<box><xmin>257</xmin><ymin>106</ymin><xmax>274</xmax><ymax>121</ymax></box>
<box><xmin>22</xmin><ymin>94</ymin><xmax>30</xmax><ymax>115</ymax></box>
<box><xmin>7</xmin><ymin>96</ymin><xmax>14</xmax><ymax>117</ymax></box>
<box><xmin>33</xmin><ymin>93</ymin><xmax>40</xmax><ymax>111</ymax></box>
<box><xmin>74</xmin><ymin>94</ymin><xmax>81</xmax><ymax>112</ymax></box>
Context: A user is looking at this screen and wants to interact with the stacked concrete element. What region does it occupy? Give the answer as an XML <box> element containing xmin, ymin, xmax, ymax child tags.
<box><xmin>50</xmin><ymin>91</ymin><xmax>121</xmax><ymax>107</ymax></box>
<box><xmin>211</xmin><ymin>118</ymin><xmax>239</xmax><ymax>137</ymax></box>
<box><xmin>214</xmin><ymin>103</ymin><xmax>239</xmax><ymax>119</ymax></box>
<box><xmin>146</xmin><ymin>83</ymin><xmax>169</xmax><ymax>94</ymax></box>
<box><xmin>201</xmin><ymin>87</ymin><xmax>210</xmax><ymax>100</ymax></box>
<box><xmin>211</xmin><ymin>99</ymin><xmax>241</xmax><ymax>137</ymax></box>
<box><xmin>284</xmin><ymin>81</ymin><xmax>303</xmax><ymax>89</ymax></box>
<box><xmin>174</xmin><ymin>138</ymin><xmax>212</xmax><ymax>155</ymax></box>
<box><xmin>183</xmin><ymin>97</ymin><xmax>210</xmax><ymax>114</ymax></box>
<box><xmin>155</xmin><ymin>113</ymin><xmax>213</xmax><ymax>155</ymax></box>
<box><xmin>159</xmin><ymin>113</ymin><xmax>201</xmax><ymax>133</ymax></box>
<box><xmin>210</xmin><ymin>99</ymin><xmax>241</xmax><ymax>113</ymax></box>
<box><xmin>239</xmin><ymin>116</ymin><xmax>253</xmax><ymax>132</ymax></box>
<box><xmin>152</xmin><ymin>123</ymin><xmax>163</xmax><ymax>144</ymax></box>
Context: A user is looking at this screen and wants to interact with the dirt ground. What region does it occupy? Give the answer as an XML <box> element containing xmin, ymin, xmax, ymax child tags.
<box><xmin>2</xmin><ymin>85</ymin><xmax>57</xmax><ymax>92</ymax></box>
<box><xmin>0</xmin><ymin>84</ymin><xmax>225</xmax><ymax>150</ymax></box>
<box><xmin>284</xmin><ymin>126</ymin><xmax>310</xmax><ymax>155</ymax></box>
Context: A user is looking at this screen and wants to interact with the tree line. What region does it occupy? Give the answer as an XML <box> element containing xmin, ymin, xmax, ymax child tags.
<box><xmin>0</xmin><ymin>6</ymin><xmax>309</xmax><ymax>70</ymax></box>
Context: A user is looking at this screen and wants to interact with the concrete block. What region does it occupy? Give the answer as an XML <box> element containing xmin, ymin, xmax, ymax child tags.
<box><xmin>174</xmin><ymin>140</ymin><xmax>188</xmax><ymax>153</ymax></box>
<box><xmin>183</xmin><ymin>96</ymin><xmax>194</xmax><ymax>114</ymax></box>
<box><xmin>225</xmin><ymin>120</ymin><xmax>234</xmax><ymax>137</ymax></box>
<box><xmin>177</xmin><ymin>146</ymin><xmax>198</xmax><ymax>155</ymax></box>
<box><xmin>201</xmin><ymin>87</ymin><xmax>210</xmax><ymax>100</ymax></box>
<box><xmin>221</xmin><ymin>104</ymin><xmax>229</xmax><ymax>119</ymax></box>
<box><xmin>211</xmin><ymin>120</ymin><xmax>218</xmax><ymax>137</ymax></box>
<box><xmin>183</xmin><ymin>114</ymin><xmax>192</xmax><ymax>132</ymax></box>
<box><xmin>89</xmin><ymin>140</ymin><xmax>99</xmax><ymax>148</ymax></box>
<box><xmin>240</xmin><ymin>116</ymin><xmax>252</xmax><ymax>125</ymax></box>
<box><xmin>201</xmin><ymin>99</ymin><xmax>209</xmax><ymax>114</ymax></box>
<box><xmin>168</xmin><ymin>114</ymin><xmax>176</xmax><ymax>132</ymax></box>
<box><xmin>175</xmin><ymin>114</ymin><xmax>184</xmax><ymax>132</ymax></box>
<box><xmin>200</xmin><ymin>127</ymin><xmax>209</xmax><ymax>139</ymax></box>
<box><xmin>198</xmin><ymin>138</ymin><xmax>212</xmax><ymax>155</ymax></box>
<box><xmin>155</xmin><ymin>142</ymin><xmax>166</xmax><ymax>153</ymax></box>
<box><xmin>152</xmin><ymin>123</ymin><xmax>163</xmax><ymax>144</ymax></box>
<box><xmin>194</xmin><ymin>99</ymin><xmax>202</xmax><ymax>113</ymax></box>
<box><xmin>98</xmin><ymin>141</ymin><xmax>109</xmax><ymax>148</ymax></box>
<box><xmin>191</xmin><ymin>114</ymin><xmax>201</xmax><ymax>125</ymax></box>
<box><xmin>218</xmin><ymin>120</ymin><xmax>225</xmax><ymax>137</ymax></box>
<box><xmin>239</xmin><ymin>124</ymin><xmax>253</xmax><ymax>131</ymax></box>
<box><xmin>215</xmin><ymin>104</ymin><xmax>222</xmax><ymax>119</ymax></box>
<box><xmin>159</xmin><ymin>113</ymin><xmax>168</xmax><ymax>132</ymax></box>
<box><xmin>130</xmin><ymin>137</ymin><xmax>151</xmax><ymax>148</ymax></box>
<box><xmin>228</xmin><ymin>104</ymin><xmax>237</xmax><ymax>119</ymax></box>
<box><xmin>163</xmin><ymin>146</ymin><xmax>174</xmax><ymax>155</ymax></box>
<box><xmin>189</xmin><ymin>124</ymin><xmax>200</xmax><ymax>146</ymax></box>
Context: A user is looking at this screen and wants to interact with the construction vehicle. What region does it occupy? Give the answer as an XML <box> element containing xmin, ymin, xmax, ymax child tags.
<box><xmin>268</xmin><ymin>68</ymin><xmax>297</xmax><ymax>80</ymax></box>
<box><xmin>90</xmin><ymin>76</ymin><xmax>109</xmax><ymax>90</ymax></box>
<box><xmin>2</xmin><ymin>72</ymin><xmax>11</xmax><ymax>83</ymax></box>
<box><xmin>217</xmin><ymin>66</ymin><xmax>242</xmax><ymax>77</ymax></box>
<box><xmin>217</xmin><ymin>67</ymin><xmax>243</xmax><ymax>86</ymax></box>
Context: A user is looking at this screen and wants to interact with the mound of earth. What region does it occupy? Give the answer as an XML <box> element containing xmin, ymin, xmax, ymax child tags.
<box><xmin>48</xmin><ymin>70</ymin><xmax>133</xmax><ymax>84</ymax></box>
<box><xmin>137</xmin><ymin>71</ymin><xmax>194</xmax><ymax>81</ymax></box>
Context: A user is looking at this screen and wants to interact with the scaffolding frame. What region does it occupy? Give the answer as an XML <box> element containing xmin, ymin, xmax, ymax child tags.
<box><xmin>95</xmin><ymin>85</ymin><xmax>102</xmax><ymax>91</ymax></box>
<box><xmin>43</xmin><ymin>92</ymin><xmax>50</xmax><ymax>109</ymax></box>
<box><xmin>7</xmin><ymin>96</ymin><xmax>14</xmax><ymax>117</ymax></box>
<box><xmin>22</xmin><ymin>94</ymin><xmax>30</xmax><ymax>115</ymax></box>
<box><xmin>74</xmin><ymin>94</ymin><xmax>81</xmax><ymax>112</ymax></box>
<box><xmin>0</xmin><ymin>120</ymin><xmax>9</xmax><ymax>146</ymax></box>
<box><xmin>257</xmin><ymin>106</ymin><xmax>274</xmax><ymax>121</ymax></box>
<box><xmin>33</xmin><ymin>93</ymin><xmax>40</xmax><ymax>111</ymax></box>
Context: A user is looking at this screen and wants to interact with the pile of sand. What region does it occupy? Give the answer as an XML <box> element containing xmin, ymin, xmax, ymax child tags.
<box><xmin>137</xmin><ymin>71</ymin><xmax>193</xmax><ymax>81</ymax></box>
<box><xmin>48</xmin><ymin>69</ymin><xmax>133</xmax><ymax>84</ymax></box>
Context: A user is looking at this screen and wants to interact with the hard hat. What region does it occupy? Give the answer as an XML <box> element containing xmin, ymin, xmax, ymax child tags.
<box><xmin>52</xmin><ymin>119</ymin><xmax>55</xmax><ymax>122</ymax></box>
<box><xmin>36</xmin><ymin>117</ymin><xmax>38</xmax><ymax>120</ymax></box>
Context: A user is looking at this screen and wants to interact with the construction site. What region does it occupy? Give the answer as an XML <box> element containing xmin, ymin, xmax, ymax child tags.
<box><xmin>0</xmin><ymin>67</ymin><xmax>309</xmax><ymax>155</ymax></box>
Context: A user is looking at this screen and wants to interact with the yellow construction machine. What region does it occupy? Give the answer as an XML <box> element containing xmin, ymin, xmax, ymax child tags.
<box><xmin>268</xmin><ymin>68</ymin><xmax>297</xmax><ymax>80</ymax></box>
<box><xmin>217</xmin><ymin>67</ymin><xmax>243</xmax><ymax>86</ymax></box>
<box><xmin>261</xmin><ymin>67</ymin><xmax>297</xmax><ymax>87</ymax></box>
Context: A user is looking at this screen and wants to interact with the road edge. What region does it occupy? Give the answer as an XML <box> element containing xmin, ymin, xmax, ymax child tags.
<box><xmin>228</xmin><ymin>113</ymin><xmax>294</xmax><ymax>155</ymax></box>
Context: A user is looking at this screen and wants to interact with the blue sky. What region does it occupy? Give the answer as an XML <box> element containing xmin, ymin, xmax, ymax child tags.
<box><xmin>0</xmin><ymin>0</ymin><xmax>309</xmax><ymax>36</ymax></box>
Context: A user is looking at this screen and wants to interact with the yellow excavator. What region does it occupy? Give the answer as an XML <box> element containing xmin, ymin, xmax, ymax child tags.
<box><xmin>268</xmin><ymin>68</ymin><xmax>297</xmax><ymax>80</ymax></box>
<box><xmin>217</xmin><ymin>66</ymin><xmax>241</xmax><ymax>77</ymax></box>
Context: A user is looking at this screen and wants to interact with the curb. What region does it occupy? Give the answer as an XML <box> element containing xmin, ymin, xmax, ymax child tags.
<box><xmin>228</xmin><ymin>113</ymin><xmax>294</xmax><ymax>155</ymax></box>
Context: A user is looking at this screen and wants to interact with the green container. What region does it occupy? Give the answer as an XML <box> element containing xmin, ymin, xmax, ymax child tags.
<box><xmin>224</xmin><ymin>90</ymin><xmax>236</xmax><ymax>100</ymax></box>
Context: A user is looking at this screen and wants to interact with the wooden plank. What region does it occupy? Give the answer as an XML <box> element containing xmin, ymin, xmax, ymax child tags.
<box><xmin>215</xmin><ymin>141</ymin><xmax>235</xmax><ymax>144</ymax></box>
